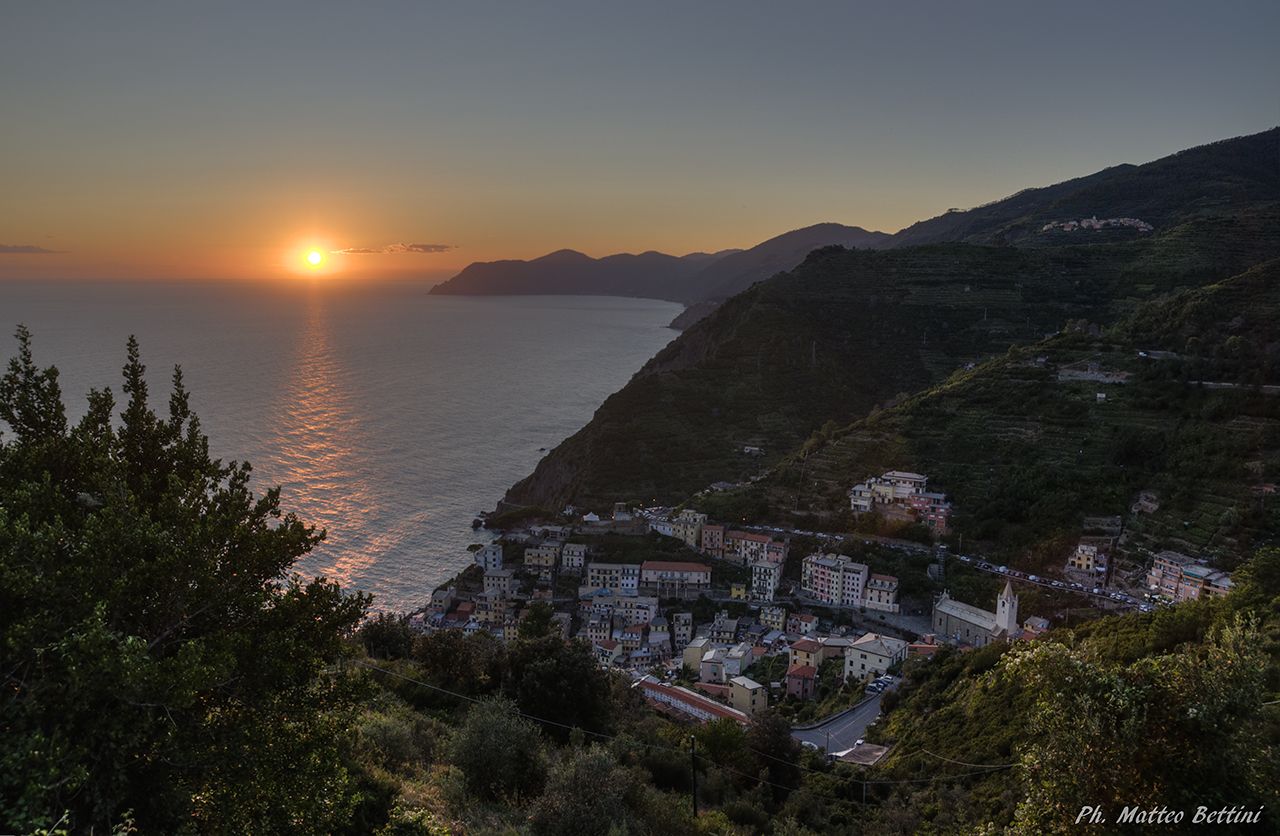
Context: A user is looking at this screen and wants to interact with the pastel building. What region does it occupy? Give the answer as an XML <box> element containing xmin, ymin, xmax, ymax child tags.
<box><xmin>671</xmin><ymin>509</ymin><xmax>707</xmax><ymax>549</ymax></box>
<box><xmin>863</xmin><ymin>574</ymin><xmax>901</xmax><ymax>613</ymax></box>
<box><xmin>800</xmin><ymin>553</ymin><xmax>869</xmax><ymax>607</ymax></box>
<box><xmin>585</xmin><ymin>562</ymin><xmax>641</xmax><ymax>596</ymax></box>
<box><xmin>640</xmin><ymin>561</ymin><xmax>712</xmax><ymax>598</ymax></box>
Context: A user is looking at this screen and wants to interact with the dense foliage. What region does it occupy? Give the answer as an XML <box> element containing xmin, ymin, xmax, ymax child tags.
<box><xmin>0</xmin><ymin>330</ymin><xmax>368</xmax><ymax>832</ymax></box>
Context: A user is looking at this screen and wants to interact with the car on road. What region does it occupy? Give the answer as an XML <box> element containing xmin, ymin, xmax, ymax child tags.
<box><xmin>801</xmin><ymin>741</ymin><xmax>819</xmax><ymax>751</ymax></box>
<box><xmin>855</xmin><ymin>738</ymin><xmax>864</xmax><ymax>746</ymax></box>
<box><xmin>959</xmin><ymin>555</ymin><xmax>971</xmax><ymax>562</ymax></box>
<box><xmin>997</xmin><ymin>565</ymin><xmax>1008</xmax><ymax>573</ymax></box>
<box><xmin>1028</xmin><ymin>574</ymin><xmax>1038</xmax><ymax>582</ymax></box>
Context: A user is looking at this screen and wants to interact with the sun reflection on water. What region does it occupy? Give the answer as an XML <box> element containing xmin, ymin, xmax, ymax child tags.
<box><xmin>267</xmin><ymin>290</ymin><xmax>381</xmax><ymax>589</ymax></box>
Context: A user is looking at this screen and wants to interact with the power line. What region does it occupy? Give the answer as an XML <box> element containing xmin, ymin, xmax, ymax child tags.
<box><xmin>916</xmin><ymin>749</ymin><xmax>1019</xmax><ymax>770</ymax></box>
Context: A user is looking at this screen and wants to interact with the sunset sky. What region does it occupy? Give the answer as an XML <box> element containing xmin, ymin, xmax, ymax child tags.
<box><xmin>2</xmin><ymin>0</ymin><xmax>1277</xmax><ymax>282</ymax></box>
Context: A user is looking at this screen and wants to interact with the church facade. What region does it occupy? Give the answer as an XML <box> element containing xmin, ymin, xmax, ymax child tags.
<box><xmin>932</xmin><ymin>581</ymin><xmax>1019</xmax><ymax>647</ymax></box>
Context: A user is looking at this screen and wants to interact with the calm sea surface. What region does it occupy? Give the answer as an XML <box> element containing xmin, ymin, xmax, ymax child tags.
<box><xmin>0</xmin><ymin>281</ymin><xmax>681</xmax><ymax>611</ymax></box>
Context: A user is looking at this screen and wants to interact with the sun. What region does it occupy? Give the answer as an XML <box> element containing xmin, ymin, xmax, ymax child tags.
<box><xmin>306</xmin><ymin>250</ymin><xmax>324</xmax><ymax>267</ymax></box>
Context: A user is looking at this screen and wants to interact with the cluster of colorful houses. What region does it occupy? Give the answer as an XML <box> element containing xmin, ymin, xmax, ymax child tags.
<box><xmin>649</xmin><ymin>508</ymin><xmax>792</xmax><ymax>602</ymax></box>
<box><xmin>416</xmin><ymin>470</ymin><xmax>1238</xmax><ymax>729</ymax></box>
<box><xmin>848</xmin><ymin>470</ymin><xmax>953</xmax><ymax>535</ymax></box>
<box><xmin>1145</xmin><ymin>550</ymin><xmax>1234</xmax><ymax>602</ymax></box>
<box><xmin>1040</xmin><ymin>216</ymin><xmax>1154</xmax><ymax>234</ymax></box>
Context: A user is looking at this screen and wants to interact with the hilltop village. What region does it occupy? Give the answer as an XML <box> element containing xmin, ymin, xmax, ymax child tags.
<box><xmin>418</xmin><ymin>468</ymin><xmax>1232</xmax><ymax>743</ymax></box>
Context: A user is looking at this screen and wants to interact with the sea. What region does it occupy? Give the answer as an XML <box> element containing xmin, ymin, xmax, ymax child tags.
<box><xmin>0</xmin><ymin>280</ymin><xmax>681</xmax><ymax>611</ymax></box>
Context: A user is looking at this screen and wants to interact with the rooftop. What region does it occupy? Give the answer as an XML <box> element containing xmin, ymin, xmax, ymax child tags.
<box><xmin>635</xmin><ymin>678</ymin><xmax>750</xmax><ymax>724</ymax></box>
<box><xmin>641</xmin><ymin>560</ymin><xmax>712</xmax><ymax>573</ymax></box>
<box><xmin>851</xmin><ymin>632</ymin><xmax>909</xmax><ymax>657</ymax></box>
<box><xmin>935</xmin><ymin>595</ymin><xmax>997</xmax><ymax>632</ymax></box>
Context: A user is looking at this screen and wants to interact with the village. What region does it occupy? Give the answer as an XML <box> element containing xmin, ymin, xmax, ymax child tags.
<box><xmin>414</xmin><ymin>468</ymin><xmax>1234</xmax><ymax>754</ymax></box>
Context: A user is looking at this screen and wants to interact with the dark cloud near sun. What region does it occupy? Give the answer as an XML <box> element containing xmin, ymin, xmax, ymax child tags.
<box><xmin>0</xmin><ymin>244</ymin><xmax>63</xmax><ymax>254</ymax></box>
<box><xmin>332</xmin><ymin>243</ymin><xmax>454</xmax><ymax>255</ymax></box>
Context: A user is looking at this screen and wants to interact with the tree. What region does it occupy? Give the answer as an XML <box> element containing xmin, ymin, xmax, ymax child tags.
<box><xmin>411</xmin><ymin>629</ymin><xmax>505</xmax><ymax>699</ymax></box>
<box><xmin>693</xmin><ymin>718</ymin><xmax>749</xmax><ymax>767</ymax></box>
<box><xmin>529</xmin><ymin>747</ymin><xmax>634</xmax><ymax>835</ymax></box>
<box><xmin>358</xmin><ymin>612</ymin><xmax>415</xmax><ymax>659</ymax></box>
<box><xmin>447</xmin><ymin>697</ymin><xmax>545</xmax><ymax>800</ymax></box>
<box><xmin>1005</xmin><ymin>614</ymin><xmax>1276</xmax><ymax>834</ymax></box>
<box><xmin>0</xmin><ymin>332</ymin><xmax>369</xmax><ymax>832</ymax></box>
<box><xmin>504</xmin><ymin>635</ymin><xmax>615</xmax><ymax>739</ymax></box>
<box><xmin>745</xmin><ymin>710</ymin><xmax>803</xmax><ymax>801</ymax></box>
<box><xmin>518</xmin><ymin>600</ymin><xmax>556</xmax><ymax>640</ymax></box>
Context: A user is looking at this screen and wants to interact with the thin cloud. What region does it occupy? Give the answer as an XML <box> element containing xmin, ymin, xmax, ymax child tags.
<box><xmin>332</xmin><ymin>242</ymin><xmax>454</xmax><ymax>255</ymax></box>
<box><xmin>330</xmin><ymin>240</ymin><xmax>455</xmax><ymax>254</ymax></box>
<box><xmin>0</xmin><ymin>244</ymin><xmax>63</xmax><ymax>254</ymax></box>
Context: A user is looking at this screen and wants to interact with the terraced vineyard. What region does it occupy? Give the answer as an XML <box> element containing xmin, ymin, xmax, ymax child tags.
<box><xmin>503</xmin><ymin>129</ymin><xmax>1280</xmax><ymax>517</ymax></box>
<box><xmin>732</xmin><ymin>260</ymin><xmax>1280</xmax><ymax>571</ymax></box>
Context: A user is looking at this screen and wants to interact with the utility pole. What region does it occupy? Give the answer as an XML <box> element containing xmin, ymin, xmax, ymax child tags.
<box><xmin>689</xmin><ymin>735</ymin><xmax>698</xmax><ymax>819</ymax></box>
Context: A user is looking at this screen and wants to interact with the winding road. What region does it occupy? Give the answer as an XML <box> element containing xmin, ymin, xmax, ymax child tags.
<box><xmin>791</xmin><ymin>689</ymin><xmax>888</xmax><ymax>753</ymax></box>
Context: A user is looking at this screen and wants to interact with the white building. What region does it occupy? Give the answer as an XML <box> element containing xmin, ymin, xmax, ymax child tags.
<box><xmin>474</xmin><ymin>543</ymin><xmax>504</xmax><ymax>571</ymax></box>
<box><xmin>560</xmin><ymin>542</ymin><xmax>588</xmax><ymax>573</ymax></box>
<box><xmin>482</xmin><ymin>567</ymin><xmax>513</xmax><ymax>598</ymax></box>
<box><xmin>751</xmin><ymin>560</ymin><xmax>783</xmax><ymax>602</ymax></box>
<box><xmin>843</xmin><ymin>632</ymin><xmax>908</xmax><ymax>680</ymax></box>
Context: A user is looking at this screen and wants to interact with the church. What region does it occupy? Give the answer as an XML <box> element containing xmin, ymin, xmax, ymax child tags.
<box><xmin>932</xmin><ymin>581</ymin><xmax>1019</xmax><ymax>647</ymax></box>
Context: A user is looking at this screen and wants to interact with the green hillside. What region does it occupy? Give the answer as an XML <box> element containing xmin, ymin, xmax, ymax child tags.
<box><xmin>504</xmin><ymin>201</ymin><xmax>1280</xmax><ymax>511</ymax></box>
<box><xmin>853</xmin><ymin>558</ymin><xmax>1280</xmax><ymax>834</ymax></box>
<box><xmin>709</xmin><ymin>259</ymin><xmax>1280</xmax><ymax>573</ymax></box>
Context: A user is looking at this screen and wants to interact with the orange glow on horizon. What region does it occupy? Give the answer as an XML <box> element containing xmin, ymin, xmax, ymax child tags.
<box><xmin>281</xmin><ymin>238</ymin><xmax>341</xmax><ymax>278</ymax></box>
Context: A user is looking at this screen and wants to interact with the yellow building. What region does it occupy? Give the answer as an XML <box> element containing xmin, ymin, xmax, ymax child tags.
<box><xmin>729</xmin><ymin>675</ymin><xmax>767</xmax><ymax>716</ymax></box>
<box><xmin>672</xmin><ymin>508</ymin><xmax>707</xmax><ymax>549</ymax></box>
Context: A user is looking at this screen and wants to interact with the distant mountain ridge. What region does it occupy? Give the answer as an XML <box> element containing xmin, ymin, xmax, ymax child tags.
<box><xmin>427</xmin><ymin>248</ymin><xmax>730</xmax><ymax>304</ymax></box>
<box><xmin>428</xmin><ymin>223</ymin><xmax>890</xmax><ymax>305</ymax></box>
<box><xmin>434</xmin><ymin>129</ymin><xmax>1279</xmax><ymax>312</ymax></box>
